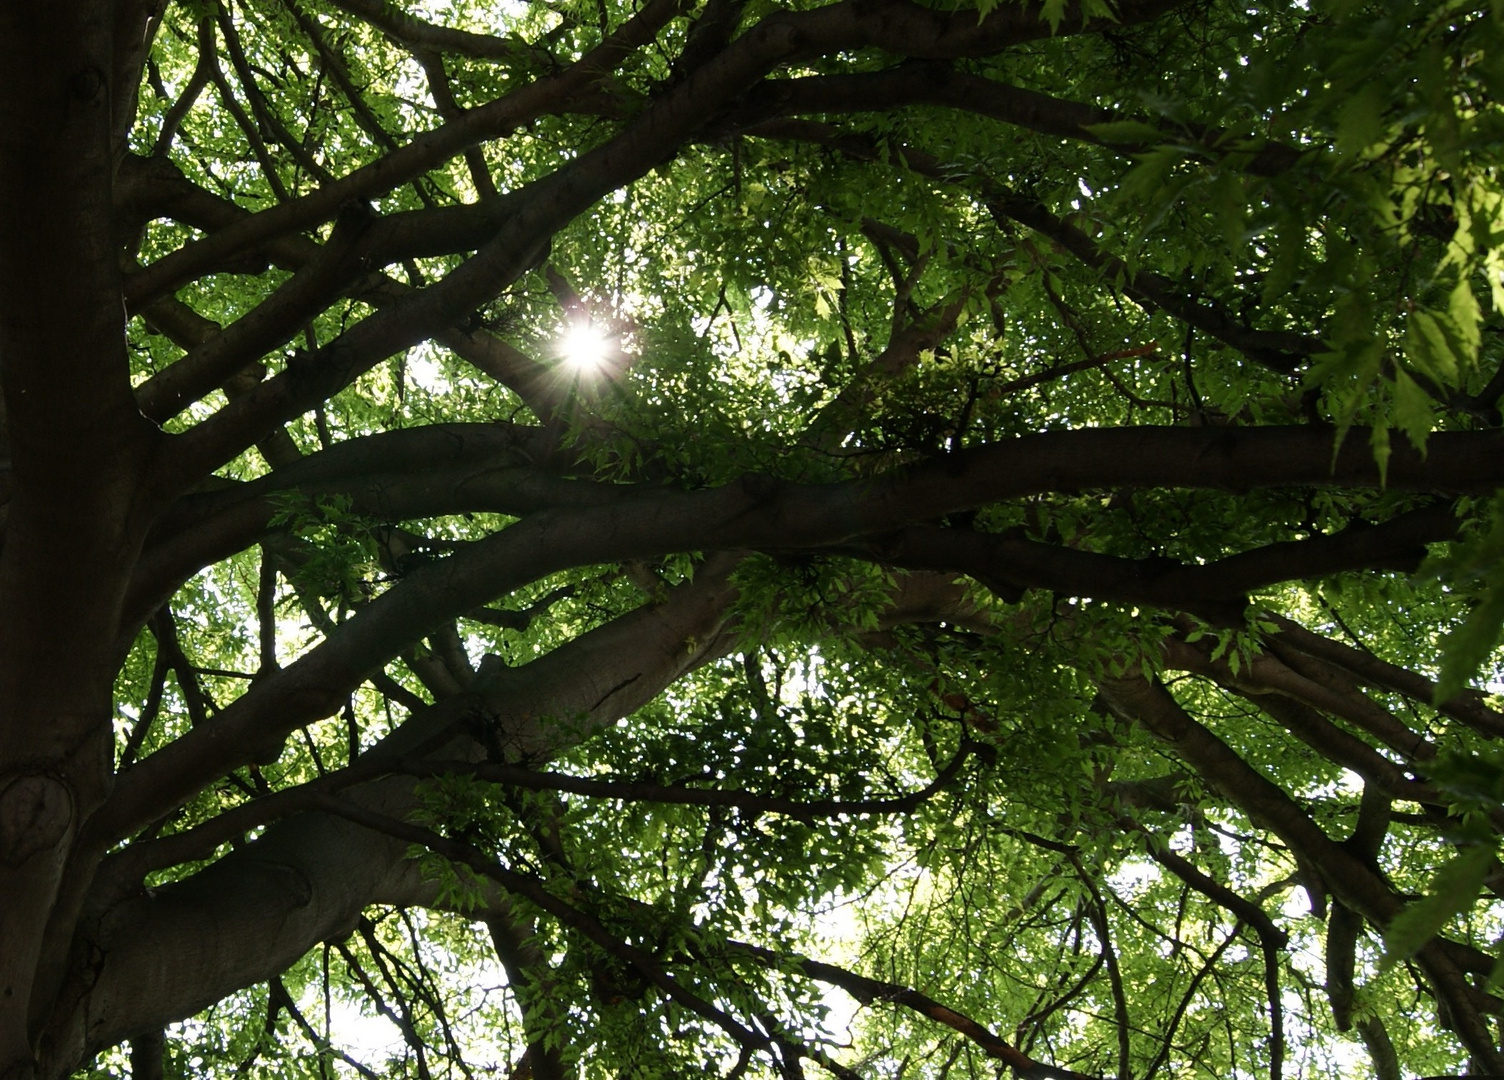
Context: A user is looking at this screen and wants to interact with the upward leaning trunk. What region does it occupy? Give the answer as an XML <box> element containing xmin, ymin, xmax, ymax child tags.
<box><xmin>0</xmin><ymin>2</ymin><xmax>158</xmax><ymax>1075</ymax></box>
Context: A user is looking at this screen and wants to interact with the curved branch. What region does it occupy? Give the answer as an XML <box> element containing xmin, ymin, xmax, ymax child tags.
<box><xmin>110</xmin><ymin>425</ymin><xmax>1504</xmax><ymax>848</ymax></box>
<box><xmin>724</xmin><ymin>940</ymin><xmax>1100</xmax><ymax>1080</ymax></box>
<box><xmin>1264</xmin><ymin>614</ymin><xmax>1504</xmax><ymax>739</ymax></box>
<box><xmin>1158</xmin><ymin>638</ymin><xmax>1437</xmax><ymax>801</ymax></box>
<box><xmin>59</xmin><ymin>564</ymin><xmax>743</xmax><ymax>1069</ymax></box>
<box><xmin>1125</xmin><ymin>823</ymin><xmax>1288</xmax><ymax>949</ymax></box>
<box><xmin>858</xmin><ymin>501</ymin><xmax>1458</xmax><ymax>621</ymax></box>
<box><xmin>1164</xmin><ymin>632</ymin><xmax>1437</xmax><ymax>764</ymax></box>
<box><xmin>127</xmin><ymin>0</ymin><xmax>1188</xmax><ymax>312</ymax></box>
<box><xmin>322</xmin><ymin>0</ymin><xmax>543</xmax><ymax>61</ymax></box>
<box><xmin>99</xmin><ymin>548</ymin><xmax>742</xmax><ymax>842</ymax></box>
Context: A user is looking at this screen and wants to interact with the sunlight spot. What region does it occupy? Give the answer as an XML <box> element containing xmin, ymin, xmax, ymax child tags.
<box><xmin>559</xmin><ymin>322</ymin><xmax>610</xmax><ymax>371</ymax></box>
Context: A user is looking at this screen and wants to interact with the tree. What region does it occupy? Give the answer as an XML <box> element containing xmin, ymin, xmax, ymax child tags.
<box><xmin>4</xmin><ymin>0</ymin><xmax>1504</xmax><ymax>1076</ymax></box>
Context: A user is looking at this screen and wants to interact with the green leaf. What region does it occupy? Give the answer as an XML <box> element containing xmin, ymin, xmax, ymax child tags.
<box><xmin>1335</xmin><ymin>82</ymin><xmax>1387</xmax><ymax>159</ymax></box>
<box><xmin>1382</xmin><ymin>842</ymin><xmax>1496</xmax><ymax>968</ymax></box>
<box><xmin>1406</xmin><ymin>309</ymin><xmax>1460</xmax><ymax>385</ymax></box>
<box><xmin>1261</xmin><ymin>220</ymin><xmax>1305</xmax><ymax>306</ymax></box>
<box><xmin>1448</xmin><ymin>277</ymin><xmax>1482</xmax><ymax>359</ymax></box>
<box><xmin>1389</xmin><ymin>369</ymin><xmax>1434</xmax><ymax>452</ymax></box>
<box><xmin>1040</xmin><ymin>0</ymin><xmax>1066</xmax><ymax>33</ymax></box>
<box><xmin>1437</xmin><ymin>588</ymin><xmax>1504</xmax><ymax>702</ymax></box>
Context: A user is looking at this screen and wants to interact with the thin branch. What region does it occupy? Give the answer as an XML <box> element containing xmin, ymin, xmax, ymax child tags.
<box><xmin>125</xmin><ymin>0</ymin><xmax>687</xmax><ymax>307</ymax></box>
<box><xmin>723</xmin><ymin>940</ymin><xmax>1103</xmax><ymax>1080</ymax></box>
<box><xmin>152</xmin><ymin>17</ymin><xmax>217</xmax><ymax>157</ymax></box>
<box><xmin>315</xmin><ymin>796</ymin><xmax>773</xmax><ymax>1053</ymax></box>
<box><xmin>1139</xmin><ymin>924</ymin><xmax>1242</xmax><ymax>1080</ymax></box>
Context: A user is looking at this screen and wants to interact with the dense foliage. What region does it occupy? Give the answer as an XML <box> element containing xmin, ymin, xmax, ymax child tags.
<box><xmin>5</xmin><ymin>0</ymin><xmax>1504</xmax><ymax>1078</ymax></box>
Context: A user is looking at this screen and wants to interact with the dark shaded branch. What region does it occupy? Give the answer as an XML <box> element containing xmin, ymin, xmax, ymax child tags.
<box><xmin>113</xmin><ymin>0</ymin><xmax>168</xmax><ymax>156</ymax></box>
<box><xmin>394</xmin><ymin>740</ymin><xmax>970</xmax><ymax>817</ymax></box>
<box><xmin>1165</xmin><ymin>631</ymin><xmax>1437</xmax><ymax>764</ymax></box>
<box><xmin>282</xmin><ymin>0</ymin><xmax>400</xmax><ymax>155</ymax></box>
<box><xmin>205</xmin><ymin>25</ymin><xmax>291</xmax><ymax>202</ymax></box>
<box><xmin>1159</xmin><ymin>641</ymin><xmax>1436</xmax><ymax>804</ymax></box>
<box><xmin>111</xmin><ymin>425</ymin><xmax>1504</xmax><ymax>840</ymax></box>
<box><xmin>985</xmin><ymin>191</ymin><xmax>1318</xmax><ymax>373</ymax></box>
<box><xmin>722</xmin><ymin>64</ymin><xmax>1300</xmax><ymax>176</ymax></box>
<box><xmin>214</xmin><ymin>0</ymin><xmax>333</xmax><ymax>184</ymax></box>
<box><xmin>1263</xmin><ymin>613</ymin><xmax>1504</xmax><ymax>739</ymax></box>
<box><xmin>120</xmin><ymin>156</ymin><xmax>565</xmax><ymax>423</ymax></box>
<box><xmin>118</xmin><ymin>640</ymin><xmax>172</xmax><ymax>772</ymax></box>
<box><xmin>1127</xmin><ymin>824</ymin><xmax>1288</xmax><ymax>949</ymax></box>
<box><xmin>128</xmin><ymin>1029</ymin><xmax>163</xmax><ymax>1080</ymax></box>
<box><xmin>1097</xmin><ymin>675</ymin><xmax>1504</xmax><ymax>1072</ymax></box>
<box><xmin>101</xmin><ymin>552</ymin><xmax>741</xmax><ymax>845</ymax></box>
<box><xmin>857</xmin><ymin>501</ymin><xmax>1458</xmax><ymax>622</ymax></box>
<box><xmin>485</xmin><ymin>911</ymin><xmax>567</xmax><ymax>1080</ymax></box>
<box><xmin>122</xmin><ymin>0</ymin><xmax>695</xmax><ymax>307</ymax></box>
<box><xmin>312</xmin><ymin>797</ymin><xmax>772</xmax><ymax>1053</ymax></box>
<box><xmin>323</xmin><ymin>0</ymin><xmax>538</xmax><ymax>60</ymax></box>
<box><xmin>127</xmin><ymin>0</ymin><xmax>1187</xmax><ymax>310</ymax></box>
<box><xmin>270</xmin><ymin>975</ymin><xmax>381</xmax><ymax>1080</ymax></box>
<box><xmin>1074</xmin><ymin>869</ymin><xmax>1130</xmax><ymax>1080</ymax></box>
<box><xmin>414</xmin><ymin>50</ymin><xmax>498</xmax><ymax>199</ymax></box>
<box><xmin>1139</xmin><ymin>925</ymin><xmax>1242</xmax><ymax>1080</ymax></box>
<box><xmin>150</xmin><ymin>17</ymin><xmax>215</xmax><ymax>157</ymax></box>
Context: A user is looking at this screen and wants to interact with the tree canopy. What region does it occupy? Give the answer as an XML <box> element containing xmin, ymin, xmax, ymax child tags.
<box><xmin>5</xmin><ymin>0</ymin><xmax>1504</xmax><ymax>1078</ymax></box>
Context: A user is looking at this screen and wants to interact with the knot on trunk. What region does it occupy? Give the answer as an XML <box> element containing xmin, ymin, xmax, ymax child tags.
<box><xmin>0</xmin><ymin>772</ymin><xmax>74</xmax><ymax>866</ymax></box>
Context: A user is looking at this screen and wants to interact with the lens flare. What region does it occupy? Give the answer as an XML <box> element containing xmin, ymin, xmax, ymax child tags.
<box><xmin>560</xmin><ymin>322</ymin><xmax>610</xmax><ymax>370</ymax></box>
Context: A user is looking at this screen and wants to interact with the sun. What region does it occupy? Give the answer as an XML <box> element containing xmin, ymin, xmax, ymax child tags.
<box><xmin>559</xmin><ymin>321</ymin><xmax>610</xmax><ymax>371</ymax></box>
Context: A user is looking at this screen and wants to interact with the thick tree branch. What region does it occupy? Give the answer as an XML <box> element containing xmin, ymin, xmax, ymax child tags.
<box><xmin>1263</xmin><ymin>614</ymin><xmax>1504</xmax><ymax>739</ymax></box>
<box><xmin>1097</xmin><ymin>675</ymin><xmax>1504</xmax><ymax>1072</ymax></box>
<box><xmin>322</xmin><ymin>0</ymin><xmax>542</xmax><ymax>61</ymax></box>
<box><xmin>106</xmin><ymin>423</ymin><xmax>1504</xmax><ymax>814</ymax></box>
<box><xmin>58</xmin><ymin>563</ymin><xmax>741</xmax><ymax>1067</ymax></box>
<box><xmin>857</xmin><ymin>501</ymin><xmax>1458</xmax><ymax>621</ymax></box>
<box><xmin>722</xmin><ymin>64</ymin><xmax>1301</xmax><ymax>176</ymax></box>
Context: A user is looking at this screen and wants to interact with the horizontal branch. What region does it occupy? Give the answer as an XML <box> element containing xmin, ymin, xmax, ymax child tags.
<box><xmin>854</xmin><ymin>501</ymin><xmax>1458</xmax><ymax>621</ymax></box>
<box><xmin>107</xmin><ymin>425</ymin><xmax>1504</xmax><ymax>853</ymax></box>
<box><xmin>393</xmin><ymin>742</ymin><xmax>971</xmax><ymax>817</ymax></box>
<box><xmin>322</xmin><ymin>0</ymin><xmax>535</xmax><ymax>60</ymax></box>
<box><xmin>722</xmin><ymin>63</ymin><xmax>1301</xmax><ymax>176</ymax></box>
